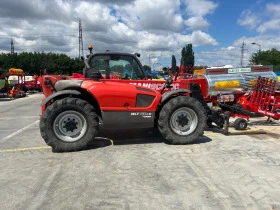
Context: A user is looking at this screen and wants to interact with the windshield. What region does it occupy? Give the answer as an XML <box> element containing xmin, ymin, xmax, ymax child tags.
<box><xmin>88</xmin><ymin>54</ymin><xmax>145</xmax><ymax>80</ymax></box>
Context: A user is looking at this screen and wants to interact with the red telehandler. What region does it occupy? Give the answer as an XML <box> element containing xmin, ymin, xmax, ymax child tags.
<box><xmin>39</xmin><ymin>51</ymin><xmax>278</xmax><ymax>152</ymax></box>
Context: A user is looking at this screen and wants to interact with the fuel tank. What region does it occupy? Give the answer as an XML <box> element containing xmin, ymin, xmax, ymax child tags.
<box><xmin>201</xmin><ymin>71</ymin><xmax>278</xmax><ymax>96</ymax></box>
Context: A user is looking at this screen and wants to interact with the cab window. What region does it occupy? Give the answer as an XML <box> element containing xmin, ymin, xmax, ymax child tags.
<box><xmin>88</xmin><ymin>55</ymin><xmax>145</xmax><ymax>80</ymax></box>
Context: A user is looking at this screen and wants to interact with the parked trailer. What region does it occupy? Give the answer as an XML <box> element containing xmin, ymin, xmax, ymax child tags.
<box><xmin>219</xmin><ymin>76</ymin><xmax>280</xmax><ymax>130</ymax></box>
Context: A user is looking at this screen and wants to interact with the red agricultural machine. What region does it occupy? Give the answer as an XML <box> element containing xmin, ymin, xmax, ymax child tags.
<box><xmin>22</xmin><ymin>75</ymin><xmax>42</xmax><ymax>92</ymax></box>
<box><xmin>0</xmin><ymin>68</ymin><xmax>27</xmax><ymax>98</ymax></box>
<box><xmin>0</xmin><ymin>68</ymin><xmax>43</xmax><ymax>98</ymax></box>
<box><xmin>218</xmin><ymin>76</ymin><xmax>280</xmax><ymax>130</ymax></box>
<box><xmin>39</xmin><ymin>51</ymin><xmax>279</xmax><ymax>152</ymax></box>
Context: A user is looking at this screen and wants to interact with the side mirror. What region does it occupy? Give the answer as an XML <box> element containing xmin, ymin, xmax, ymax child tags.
<box><xmin>160</xmin><ymin>77</ymin><xmax>173</xmax><ymax>94</ymax></box>
<box><xmin>85</xmin><ymin>68</ymin><xmax>102</xmax><ymax>81</ymax></box>
<box><xmin>166</xmin><ymin>77</ymin><xmax>173</xmax><ymax>88</ymax></box>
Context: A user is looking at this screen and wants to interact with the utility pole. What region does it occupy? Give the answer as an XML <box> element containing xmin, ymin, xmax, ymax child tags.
<box><xmin>240</xmin><ymin>41</ymin><xmax>247</xmax><ymax>67</ymax></box>
<box><xmin>11</xmin><ymin>38</ymin><xmax>14</xmax><ymax>54</ymax></box>
<box><xmin>148</xmin><ymin>54</ymin><xmax>153</xmax><ymax>69</ymax></box>
<box><xmin>78</xmin><ymin>18</ymin><xmax>83</xmax><ymax>59</ymax></box>
<box><xmin>251</xmin><ymin>42</ymin><xmax>261</xmax><ymax>52</ymax></box>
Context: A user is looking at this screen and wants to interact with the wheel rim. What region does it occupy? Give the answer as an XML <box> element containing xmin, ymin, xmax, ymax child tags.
<box><xmin>53</xmin><ymin>111</ymin><xmax>87</xmax><ymax>142</ymax></box>
<box><xmin>170</xmin><ymin>107</ymin><xmax>198</xmax><ymax>135</ymax></box>
<box><xmin>239</xmin><ymin>121</ymin><xmax>246</xmax><ymax>129</ymax></box>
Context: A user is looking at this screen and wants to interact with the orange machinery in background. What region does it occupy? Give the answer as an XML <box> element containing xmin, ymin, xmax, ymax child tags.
<box><xmin>9</xmin><ymin>68</ymin><xmax>24</xmax><ymax>75</ymax></box>
<box><xmin>6</xmin><ymin>68</ymin><xmax>26</xmax><ymax>98</ymax></box>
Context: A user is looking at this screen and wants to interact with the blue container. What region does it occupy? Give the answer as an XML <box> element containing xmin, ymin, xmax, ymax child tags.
<box><xmin>275</xmin><ymin>71</ymin><xmax>280</xmax><ymax>76</ymax></box>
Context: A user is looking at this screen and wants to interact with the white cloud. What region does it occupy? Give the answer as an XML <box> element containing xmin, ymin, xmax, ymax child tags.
<box><xmin>257</xmin><ymin>19</ymin><xmax>280</xmax><ymax>33</ymax></box>
<box><xmin>110</xmin><ymin>22</ymin><xmax>137</xmax><ymax>41</ymax></box>
<box><xmin>237</xmin><ymin>10</ymin><xmax>261</xmax><ymax>30</ymax></box>
<box><xmin>266</xmin><ymin>3</ymin><xmax>280</xmax><ymax>18</ymax></box>
<box><xmin>115</xmin><ymin>0</ymin><xmax>183</xmax><ymax>32</ymax></box>
<box><xmin>137</xmin><ymin>30</ymin><xmax>217</xmax><ymax>52</ymax></box>
<box><xmin>75</xmin><ymin>2</ymin><xmax>117</xmax><ymax>32</ymax></box>
<box><xmin>184</xmin><ymin>0</ymin><xmax>218</xmax><ymax>17</ymax></box>
<box><xmin>0</xmin><ymin>0</ymin><xmax>221</xmax><ymax>66</ymax></box>
<box><xmin>184</xmin><ymin>16</ymin><xmax>209</xmax><ymax>31</ymax></box>
<box><xmin>182</xmin><ymin>0</ymin><xmax>217</xmax><ymax>33</ymax></box>
<box><xmin>188</xmin><ymin>31</ymin><xmax>218</xmax><ymax>46</ymax></box>
<box><xmin>227</xmin><ymin>46</ymin><xmax>235</xmax><ymax>51</ymax></box>
<box><xmin>238</xmin><ymin>3</ymin><xmax>280</xmax><ymax>33</ymax></box>
<box><xmin>255</xmin><ymin>3</ymin><xmax>280</xmax><ymax>33</ymax></box>
<box><xmin>151</xmin><ymin>58</ymin><xmax>158</xmax><ymax>64</ymax></box>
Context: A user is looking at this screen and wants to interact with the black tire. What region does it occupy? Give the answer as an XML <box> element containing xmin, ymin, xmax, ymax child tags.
<box><xmin>157</xmin><ymin>96</ymin><xmax>206</xmax><ymax>144</ymax></box>
<box><xmin>206</xmin><ymin>119</ymin><xmax>215</xmax><ymax>128</ymax></box>
<box><xmin>40</xmin><ymin>98</ymin><xmax>99</xmax><ymax>152</ymax></box>
<box><xmin>234</xmin><ymin>118</ymin><xmax>247</xmax><ymax>130</ymax></box>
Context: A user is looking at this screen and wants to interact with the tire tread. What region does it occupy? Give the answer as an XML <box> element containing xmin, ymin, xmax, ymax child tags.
<box><xmin>40</xmin><ymin>98</ymin><xmax>99</xmax><ymax>152</ymax></box>
<box><xmin>158</xmin><ymin>96</ymin><xmax>206</xmax><ymax>144</ymax></box>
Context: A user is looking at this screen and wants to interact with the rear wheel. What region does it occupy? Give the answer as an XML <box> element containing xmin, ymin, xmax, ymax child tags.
<box><xmin>234</xmin><ymin>118</ymin><xmax>247</xmax><ymax>130</ymax></box>
<box><xmin>157</xmin><ymin>96</ymin><xmax>206</xmax><ymax>144</ymax></box>
<box><xmin>40</xmin><ymin>98</ymin><xmax>99</xmax><ymax>152</ymax></box>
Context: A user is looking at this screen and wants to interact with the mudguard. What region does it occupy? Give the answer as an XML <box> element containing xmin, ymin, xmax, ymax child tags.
<box><xmin>161</xmin><ymin>89</ymin><xmax>191</xmax><ymax>103</ymax></box>
<box><xmin>54</xmin><ymin>80</ymin><xmax>83</xmax><ymax>91</ymax></box>
<box><xmin>41</xmin><ymin>90</ymin><xmax>81</xmax><ymax>106</ymax></box>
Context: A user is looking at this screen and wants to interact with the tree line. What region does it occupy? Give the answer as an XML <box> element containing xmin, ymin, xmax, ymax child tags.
<box><xmin>250</xmin><ymin>48</ymin><xmax>280</xmax><ymax>71</ymax></box>
<box><xmin>0</xmin><ymin>52</ymin><xmax>84</xmax><ymax>76</ymax></box>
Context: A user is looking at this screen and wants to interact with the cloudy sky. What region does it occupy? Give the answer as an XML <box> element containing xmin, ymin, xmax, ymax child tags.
<box><xmin>0</xmin><ymin>0</ymin><xmax>280</xmax><ymax>69</ymax></box>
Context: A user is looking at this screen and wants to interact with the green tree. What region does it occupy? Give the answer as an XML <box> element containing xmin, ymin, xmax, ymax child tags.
<box><xmin>250</xmin><ymin>48</ymin><xmax>280</xmax><ymax>71</ymax></box>
<box><xmin>181</xmin><ymin>43</ymin><xmax>194</xmax><ymax>66</ymax></box>
<box><xmin>0</xmin><ymin>52</ymin><xmax>84</xmax><ymax>75</ymax></box>
<box><xmin>143</xmin><ymin>65</ymin><xmax>151</xmax><ymax>71</ymax></box>
<box><xmin>180</xmin><ymin>44</ymin><xmax>195</xmax><ymax>74</ymax></box>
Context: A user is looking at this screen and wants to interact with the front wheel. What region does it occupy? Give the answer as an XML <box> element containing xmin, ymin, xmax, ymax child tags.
<box><xmin>40</xmin><ymin>98</ymin><xmax>99</xmax><ymax>152</ymax></box>
<box><xmin>157</xmin><ymin>96</ymin><xmax>206</xmax><ymax>144</ymax></box>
